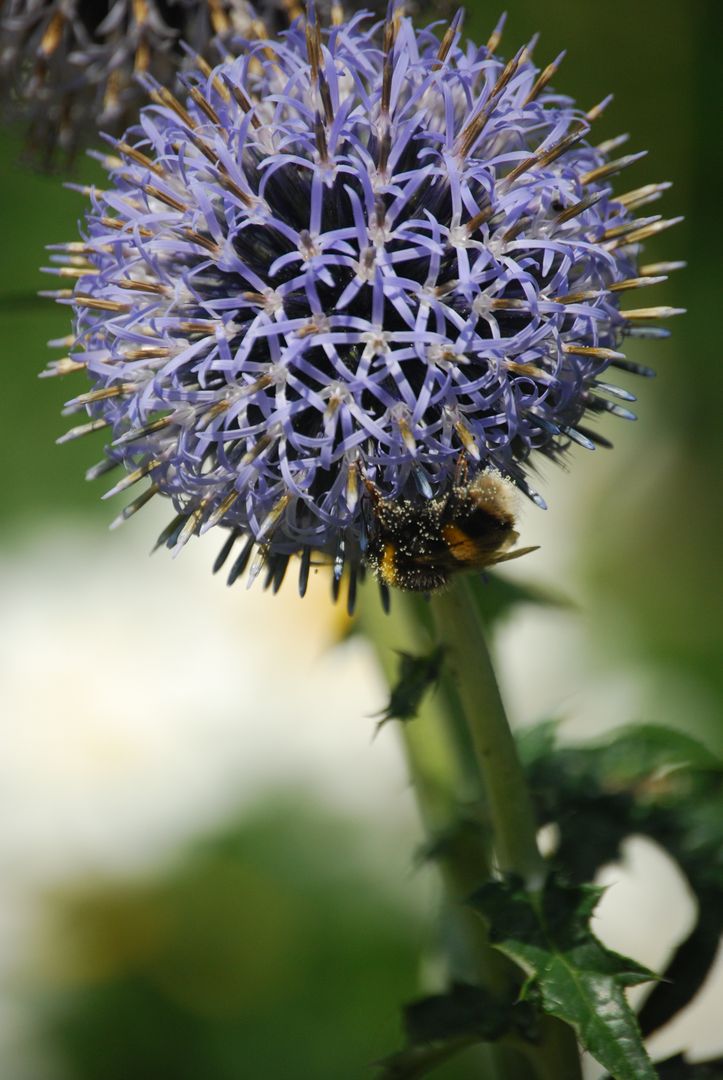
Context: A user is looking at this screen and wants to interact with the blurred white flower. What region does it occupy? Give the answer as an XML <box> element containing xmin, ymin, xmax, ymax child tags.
<box><xmin>0</xmin><ymin>521</ymin><xmax>418</xmax><ymax>888</ymax></box>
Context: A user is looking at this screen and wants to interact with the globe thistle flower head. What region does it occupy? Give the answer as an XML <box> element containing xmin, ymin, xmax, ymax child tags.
<box><xmin>0</xmin><ymin>0</ymin><xmax>297</xmax><ymax>165</ymax></box>
<box><xmin>45</xmin><ymin>4</ymin><xmax>683</xmax><ymax>604</ymax></box>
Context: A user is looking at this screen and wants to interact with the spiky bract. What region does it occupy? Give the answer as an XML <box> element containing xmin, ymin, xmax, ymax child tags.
<box><xmin>1</xmin><ymin>0</ymin><xmax>296</xmax><ymax>163</ymax></box>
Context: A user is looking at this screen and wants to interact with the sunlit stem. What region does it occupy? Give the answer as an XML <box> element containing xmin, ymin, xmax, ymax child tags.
<box><xmin>430</xmin><ymin>578</ymin><xmax>544</xmax><ymax>882</ymax></box>
<box><xmin>359</xmin><ymin>587</ymin><xmax>530</xmax><ymax>1079</ymax></box>
<box><xmin>359</xmin><ymin>587</ymin><xmax>507</xmax><ymax>988</ymax></box>
<box><xmin>430</xmin><ymin>576</ymin><xmax>584</xmax><ymax>1079</ymax></box>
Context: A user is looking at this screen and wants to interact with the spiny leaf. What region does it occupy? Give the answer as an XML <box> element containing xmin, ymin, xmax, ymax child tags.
<box><xmin>521</xmin><ymin>723</ymin><xmax>723</xmax><ymax>1035</ymax></box>
<box><xmin>375</xmin><ymin>646</ymin><xmax>445</xmax><ymax>731</ymax></box>
<box><xmin>404</xmin><ymin>982</ymin><xmax>512</xmax><ymax>1044</ymax></box>
<box><xmin>377</xmin><ymin>983</ymin><xmax>535</xmax><ymax>1079</ymax></box>
<box><xmin>470</xmin><ymin>875</ymin><xmax>657</xmax><ymax>1080</ymax></box>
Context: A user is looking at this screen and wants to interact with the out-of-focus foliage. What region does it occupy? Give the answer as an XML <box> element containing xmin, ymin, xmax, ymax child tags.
<box><xmin>27</xmin><ymin>801</ymin><xmax>428</xmax><ymax>1080</ymax></box>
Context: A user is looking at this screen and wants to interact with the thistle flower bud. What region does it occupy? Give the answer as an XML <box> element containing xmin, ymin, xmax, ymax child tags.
<box><xmin>46</xmin><ymin>7</ymin><xmax>681</xmax><ymax>602</ymax></box>
<box><xmin>1</xmin><ymin>0</ymin><xmax>295</xmax><ymax>164</ymax></box>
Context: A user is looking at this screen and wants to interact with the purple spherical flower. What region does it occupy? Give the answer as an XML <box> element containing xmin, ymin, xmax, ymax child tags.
<box><xmin>45</xmin><ymin>6</ymin><xmax>682</xmax><ymax>601</ymax></box>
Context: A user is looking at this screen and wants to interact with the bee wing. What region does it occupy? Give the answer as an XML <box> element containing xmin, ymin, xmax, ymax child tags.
<box><xmin>488</xmin><ymin>545</ymin><xmax>540</xmax><ymax>565</ymax></box>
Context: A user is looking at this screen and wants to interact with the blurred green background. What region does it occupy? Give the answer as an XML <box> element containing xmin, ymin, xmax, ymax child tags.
<box><xmin>0</xmin><ymin>0</ymin><xmax>720</xmax><ymax>1077</ymax></box>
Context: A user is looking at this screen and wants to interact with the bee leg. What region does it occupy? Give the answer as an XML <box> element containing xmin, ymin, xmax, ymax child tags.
<box><xmin>444</xmin><ymin>452</ymin><xmax>469</xmax><ymax>517</ymax></box>
<box><xmin>359</xmin><ymin>469</ymin><xmax>384</xmax><ymax>561</ymax></box>
<box><xmin>360</xmin><ymin>470</ymin><xmax>382</xmax><ymax>505</ymax></box>
<box><xmin>453</xmin><ymin>452</ymin><xmax>469</xmax><ymax>487</ymax></box>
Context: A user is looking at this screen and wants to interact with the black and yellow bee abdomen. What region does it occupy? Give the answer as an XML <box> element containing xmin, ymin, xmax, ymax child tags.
<box><xmin>364</xmin><ymin>468</ymin><xmax>523</xmax><ymax>593</ymax></box>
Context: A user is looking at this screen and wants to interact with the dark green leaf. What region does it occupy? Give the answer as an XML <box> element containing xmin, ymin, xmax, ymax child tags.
<box><xmin>521</xmin><ymin>723</ymin><xmax>723</xmax><ymax>1036</ymax></box>
<box><xmin>376</xmin><ymin>1035</ymin><xmax>476</xmax><ymax>1079</ymax></box>
<box><xmin>589</xmin><ymin>724</ymin><xmax>721</xmax><ymax>784</ymax></box>
<box><xmin>516</xmin><ymin>719</ymin><xmax>560</xmax><ymax>768</ymax></box>
<box><xmin>638</xmin><ymin>902</ymin><xmax>721</xmax><ymax>1038</ymax></box>
<box><xmin>403</xmin><ymin>982</ymin><xmax>510</xmax><ymax>1044</ymax></box>
<box><xmin>656</xmin><ymin>1054</ymin><xmax>723</xmax><ymax>1080</ymax></box>
<box><xmin>604</xmin><ymin>1055</ymin><xmax>723</xmax><ymax>1080</ymax></box>
<box><xmin>471</xmin><ymin>875</ymin><xmax>657</xmax><ymax>1080</ymax></box>
<box><xmin>375</xmin><ymin>646</ymin><xmax>445</xmax><ymax>730</ymax></box>
<box><xmin>467</xmin><ymin>572</ymin><xmax>571</xmax><ymax>629</ymax></box>
<box><xmin>414</xmin><ymin>819</ymin><xmax>486</xmax><ymax>869</ymax></box>
<box><xmin>377</xmin><ymin>983</ymin><xmax>536</xmax><ymax>1079</ymax></box>
<box><xmin>636</xmin><ymin>780</ymin><xmax>723</xmax><ymax>1035</ymax></box>
<box><xmin>522</xmin><ymin>722</ymin><xmax>720</xmax><ymax>777</ymax></box>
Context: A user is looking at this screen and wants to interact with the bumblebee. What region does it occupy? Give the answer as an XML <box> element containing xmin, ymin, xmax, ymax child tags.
<box><xmin>364</xmin><ymin>466</ymin><xmax>538</xmax><ymax>593</ymax></box>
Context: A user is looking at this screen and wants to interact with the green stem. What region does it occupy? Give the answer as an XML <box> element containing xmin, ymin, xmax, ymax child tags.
<box><xmin>430</xmin><ymin>577</ymin><xmax>584</xmax><ymax>1080</ymax></box>
<box><xmin>430</xmin><ymin>578</ymin><xmax>544</xmax><ymax>885</ymax></box>
<box><xmin>359</xmin><ymin>588</ymin><xmax>531</xmax><ymax>1079</ymax></box>
<box><xmin>359</xmin><ymin>588</ymin><xmax>507</xmax><ymax>991</ymax></box>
